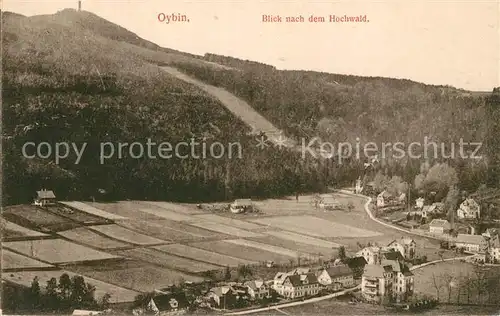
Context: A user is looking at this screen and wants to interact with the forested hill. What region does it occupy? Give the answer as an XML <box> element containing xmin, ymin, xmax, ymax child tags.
<box><xmin>2</xmin><ymin>9</ymin><xmax>499</xmax><ymax>207</ymax></box>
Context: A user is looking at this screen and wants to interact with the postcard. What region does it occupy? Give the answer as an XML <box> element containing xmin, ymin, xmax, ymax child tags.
<box><xmin>1</xmin><ymin>0</ymin><xmax>499</xmax><ymax>315</ymax></box>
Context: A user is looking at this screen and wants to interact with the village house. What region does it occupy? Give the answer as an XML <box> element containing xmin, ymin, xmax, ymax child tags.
<box><xmin>382</xmin><ymin>260</ymin><xmax>414</xmax><ymax>303</ymax></box>
<box><xmin>34</xmin><ymin>189</ymin><xmax>57</xmax><ymax>206</ymax></box>
<box><xmin>380</xmin><ymin>249</ymin><xmax>405</xmax><ymax>263</ymax></box>
<box><xmin>487</xmin><ymin>235</ymin><xmax>500</xmax><ymax>263</ymax></box>
<box><xmin>418</xmin><ymin>203</ymin><xmax>445</xmax><ymax>219</ymax></box>
<box><xmin>428</xmin><ymin>202</ymin><xmax>445</xmax><ymax>214</ymax></box>
<box><xmin>415</xmin><ymin>197</ymin><xmax>425</xmax><ymax>209</ymax></box>
<box><xmin>387</xmin><ymin>237</ymin><xmax>416</xmax><ymax>259</ymax></box>
<box><xmin>147</xmin><ymin>293</ymin><xmax>189</xmax><ymax>315</ymax></box>
<box><xmin>272</xmin><ymin>272</ymin><xmax>320</xmax><ymax>299</ymax></box>
<box><xmin>457</xmin><ymin>198</ymin><xmax>481</xmax><ymax>219</ymax></box>
<box><xmin>482</xmin><ymin>228</ymin><xmax>499</xmax><ymax>239</ymax></box>
<box><xmin>356</xmin><ymin>246</ymin><xmax>381</xmax><ymax>265</ymax></box>
<box><xmin>230</xmin><ymin>199</ymin><xmax>253</xmax><ymax>214</ymax></box>
<box><xmin>316</xmin><ymin>265</ymin><xmax>354</xmax><ymax>290</ymax></box>
<box><xmin>455</xmin><ymin>234</ymin><xmax>488</xmax><ymax>253</ymax></box>
<box><xmin>386</xmin><ymin>241</ymin><xmax>405</xmax><ymax>259</ymax></box>
<box><xmin>206</xmin><ymin>286</ymin><xmax>240</xmax><ymax>309</ymax></box>
<box><xmin>377</xmin><ymin>191</ymin><xmax>392</xmax><ymax>208</ymax></box>
<box><xmin>243</xmin><ymin>280</ymin><xmax>269</xmax><ymax>300</ymax></box>
<box><xmin>429</xmin><ymin>219</ymin><xmax>451</xmax><ymax>234</ymax></box>
<box><xmin>361</xmin><ymin>265</ymin><xmax>393</xmax><ymax>303</ymax></box>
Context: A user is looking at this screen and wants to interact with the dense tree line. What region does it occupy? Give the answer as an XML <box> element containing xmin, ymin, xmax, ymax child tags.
<box><xmin>3</xmin><ymin>11</ymin><xmax>499</xmax><ymax>206</ymax></box>
<box><xmin>2</xmin><ymin>273</ymin><xmax>109</xmax><ymax>314</ymax></box>
<box><xmin>2</xmin><ymin>46</ymin><xmax>344</xmax><ymax>205</ymax></box>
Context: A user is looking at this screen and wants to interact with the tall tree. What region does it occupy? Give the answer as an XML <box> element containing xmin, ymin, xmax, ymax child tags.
<box><xmin>45</xmin><ymin>277</ymin><xmax>59</xmax><ymax>311</ymax></box>
<box><xmin>338</xmin><ymin>246</ymin><xmax>347</xmax><ymax>262</ymax></box>
<box><xmin>30</xmin><ymin>276</ymin><xmax>41</xmax><ymax>311</ymax></box>
<box><xmin>485</xmin><ymin>87</ymin><xmax>500</xmax><ymax>186</ymax></box>
<box><xmin>445</xmin><ymin>185</ymin><xmax>460</xmax><ymax>229</ymax></box>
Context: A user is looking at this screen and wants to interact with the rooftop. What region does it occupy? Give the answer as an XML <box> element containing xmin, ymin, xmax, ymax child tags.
<box><xmin>363</xmin><ymin>265</ymin><xmax>386</xmax><ymax>278</ymax></box>
<box><xmin>36</xmin><ymin>189</ymin><xmax>56</xmax><ymax>199</ymax></box>
<box><xmin>429</xmin><ymin>219</ymin><xmax>451</xmax><ymax>229</ymax></box>
<box><xmin>456</xmin><ymin>234</ymin><xmax>487</xmax><ymax>245</ymax></box>
<box><xmin>151</xmin><ymin>293</ymin><xmax>188</xmax><ymax>311</ymax></box>
<box><xmin>381</xmin><ymin>250</ymin><xmax>404</xmax><ymax>262</ymax></box>
<box><xmin>325</xmin><ymin>265</ymin><xmax>353</xmax><ymax>277</ymax></box>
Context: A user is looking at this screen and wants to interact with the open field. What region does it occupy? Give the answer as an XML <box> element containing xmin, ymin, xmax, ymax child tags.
<box><xmin>87</xmin><ymin>201</ymin><xmax>166</xmax><ymax>221</ymax></box>
<box><xmin>2</xmin><ymin>269</ymin><xmax>139</xmax><ymax>303</ymax></box>
<box><xmin>190</xmin><ymin>240</ymin><xmax>296</xmax><ymax>264</ymax></box>
<box><xmin>191</xmin><ymin>214</ymin><xmax>264</xmax><ymax>230</ymax></box>
<box><xmin>265</xmin><ymin>230</ymin><xmax>342</xmax><ymax>249</ymax></box>
<box><xmin>413</xmin><ymin>261</ymin><xmax>500</xmax><ymax>305</ymax></box>
<box><xmin>112</xmin><ymin>248</ymin><xmax>221</xmax><ymax>272</ymax></box>
<box><xmin>45</xmin><ymin>204</ymin><xmax>109</xmax><ymax>225</ymax></box>
<box><xmin>133</xmin><ymin>206</ymin><xmax>194</xmax><ymax>222</ymax></box>
<box><xmin>251</xmin><ymin>215</ymin><xmax>381</xmax><ymax>238</ymax></box>
<box><xmin>115</xmin><ymin>219</ymin><xmax>224</xmax><ymax>242</ymax></box>
<box><xmin>2</xmin><ymin>220</ymin><xmax>49</xmax><ymax>238</ymax></box>
<box><xmin>90</xmin><ymin>224</ymin><xmax>167</xmax><ymax>245</ymax></box>
<box><xmin>224</xmin><ymin>239</ymin><xmax>302</xmax><ymax>258</ymax></box>
<box><xmin>57</xmin><ymin>227</ymin><xmax>130</xmax><ymax>249</ymax></box>
<box><xmin>3</xmin><ymin>239</ymin><xmax>120</xmax><ymax>264</ymax></box>
<box><xmin>188</xmin><ymin>221</ymin><xmax>264</xmax><ymax>238</ymax></box>
<box><xmin>252</xmin><ymin>199</ymin><xmax>315</xmax><ymax>214</ymax></box>
<box><xmin>2</xmin><ymin>249</ymin><xmax>54</xmax><ymax>270</ymax></box>
<box><xmin>70</xmin><ymin>261</ymin><xmax>205</xmax><ymax>292</ymax></box>
<box><xmin>4</xmin><ymin>205</ymin><xmax>80</xmax><ymax>231</ymax></box>
<box><xmin>250</xmin><ymin>235</ymin><xmax>337</xmax><ymax>258</ymax></box>
<box><xmin>154</xmin><ymin>244</ymin><xmax>258</xmax><ymax>267</ymax></box>
<box><xmin>60</xmin><ymin>201</ymin><xmax>126</xmax><ymax>220</ymax></box>
<box><xmin>139</xmin><ymin>201</ymin><xmax>204</xmax><ymax>215</ymax></box>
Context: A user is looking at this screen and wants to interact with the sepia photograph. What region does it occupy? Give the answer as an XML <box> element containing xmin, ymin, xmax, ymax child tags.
<box><xmin>1</xmin><ymin>0</ymin><xmax>499</xmax><ymax>315</ymax></box>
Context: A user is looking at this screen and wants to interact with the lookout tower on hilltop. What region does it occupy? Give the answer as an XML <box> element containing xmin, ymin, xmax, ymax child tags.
<box><xmin>78</xmin><ymin>0</ymin><xmax>82</xmax><ymax>11</ymax></box>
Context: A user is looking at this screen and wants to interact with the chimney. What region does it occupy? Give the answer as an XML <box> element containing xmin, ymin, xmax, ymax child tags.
<box><xmin>78</xmin><ymin>0</ymin><xmax>81</xmax><ymax>11</ymax></box>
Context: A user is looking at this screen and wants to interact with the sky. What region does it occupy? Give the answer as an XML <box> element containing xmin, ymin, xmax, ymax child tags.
<box><xmin>4</xmin><ymin>0</ymin><xmax>500</xmax><ymax>91</ymax></box>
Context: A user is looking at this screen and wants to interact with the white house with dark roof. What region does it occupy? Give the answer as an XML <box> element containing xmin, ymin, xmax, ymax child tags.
<box><xmin>356</xmin><ymin>246</ymin><xmax>381</xmax><ymax>265</ymax></box>
<box><xmin>243</xmin><ymin>280</ymin><xmax>269</xmax><ymax>300</ymax></box>
<box><xmin>316</xmin><ymin>265</ymin><xmax>354</xmax><ymax>290</ymax></box>
<box><xmin>457</xmin><ymin>198</ymin><xmax>481</xmax><ymax>219</ymax></box>
<box><xmin>387</xmin><ymin>237</ymin><xmax>416</xmax><ymax>259</ymax></box>
<box><xmin>274</xmin><ymin>272</ymin><xmax>320</xmax><ymax>299</ymax></box>
<box><xmin>147</xmin><ymin>293</ymin><xmax>189</xmax><ymax>314</ymax></box>
<box><xmin>34</xmin><ymin>189</ymin><xmax>57</xmax><ymax>206</ymax></box>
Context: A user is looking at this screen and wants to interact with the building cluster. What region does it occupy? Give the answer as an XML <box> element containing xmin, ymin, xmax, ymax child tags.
<box><xmin>204</xmin><ymin>264</ymin><xmax>359</xmax><ymax>310</ymax></box>
<box><xmin>356</xmin><ymin>237</ymin><xmax>416</xmax><ymax>303</ymax></box>
<box><xmin>142</xmin><ymin>262</ymin><xmax>363</xmax><ymax>313</ymax></box>
<box><xmin>453</xmin><ymin>228</ymin><xmax>500</xmax><ymax>263</ymax></box>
